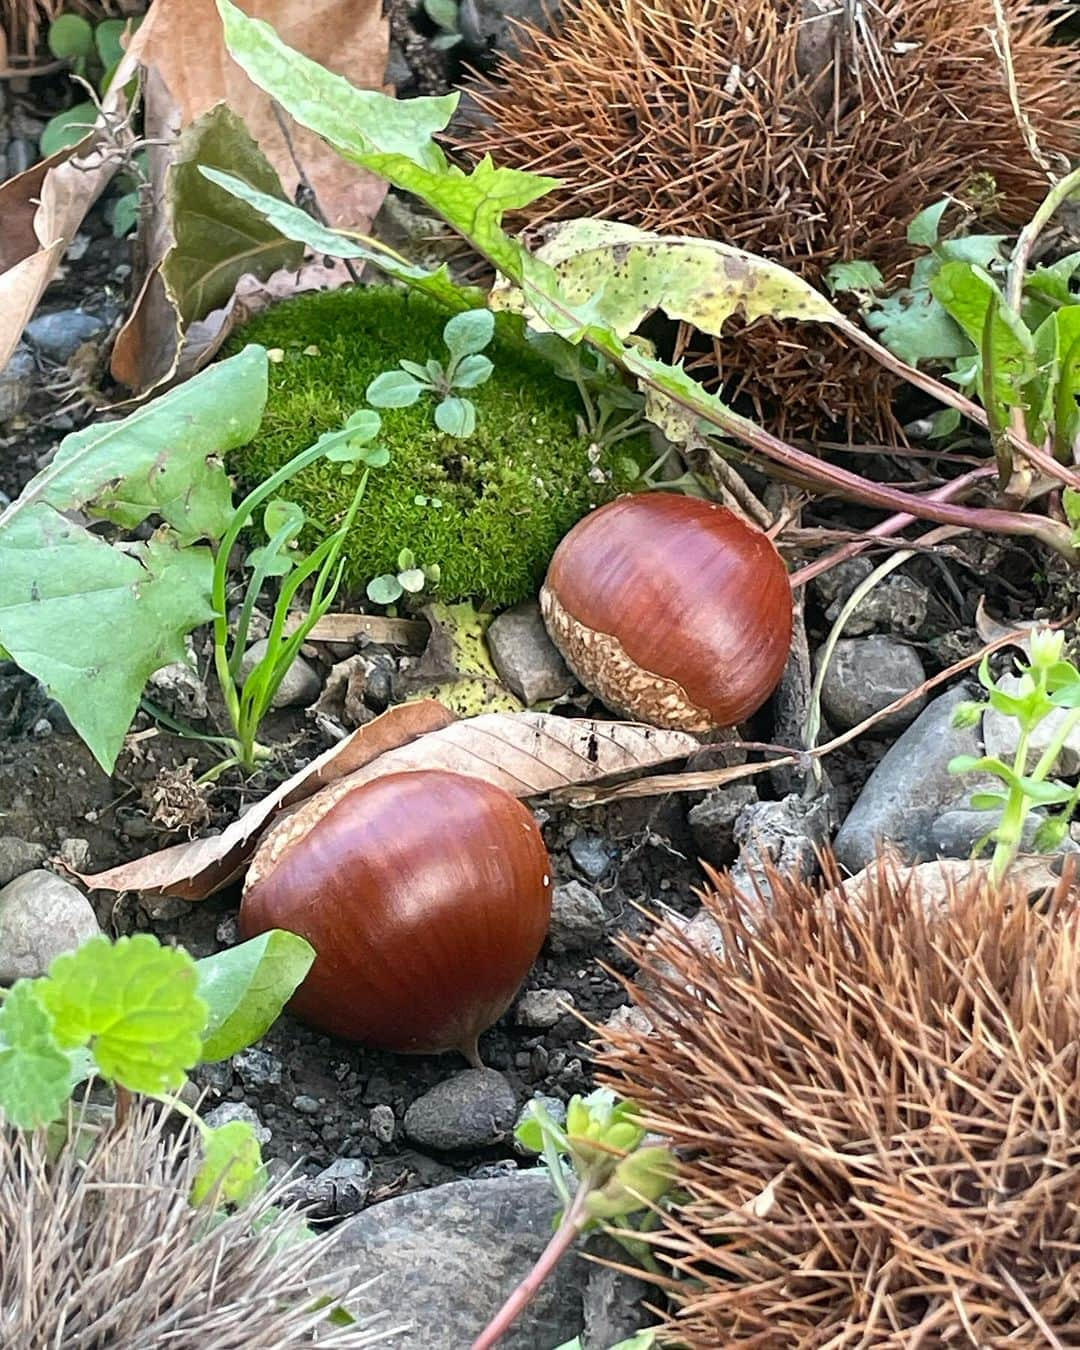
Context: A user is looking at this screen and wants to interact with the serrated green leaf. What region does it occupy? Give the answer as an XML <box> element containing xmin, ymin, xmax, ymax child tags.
<box><xmin>825</xmin><ymin>260</ymin><xmax>884</xmax><ymax>296</ymax></box>
<box><xmin>452</xmin><ymin>353</ymin><xmax>494</xmax><ymax>389</ymax></box>
<box><xmin>196</xmin><ymin>930</ymin><xmax>315</xmax><ymax>1062</ymax></box>
<box><xmin>163</xmin><ymin>104</ymin><xmax>303</xmax><ymax>327</ymax></box>
<box><xmin>0</xmin><ymin>982</ymin><xmax>72</xmax><ymax>1129</ymax></box>
<box><xmin>435</xmin><ymin>396</ymin><xmax>475</xmax><ymax>436</ymax></box>
<box><xmin>192</xmin><ymin>1119</ymin><xmax>265</xmax><ymax>1207</ymax></box>
<box><xmin>929</xmin><ymin>262</ymin><xmax>1035</xmax><ymax>418</ymax></box>
<box><xmin>907</xmin><ymin>200</ymin><xmax>950</xmax><ymax>248</ymax></box>
<box><xmin>443</xmin><ymin>308</ymin><xmax>494</xmax><ymax>358</ymax></box>
<box><xmin>37</xmin><ymin>935</ymin><xmax>207</xmax><ymax>1094</ymax></box>
<box><xmin>366</xmin><ymin>370</ymin><xmax>425</xmax><ymax>407</ymax></box>
<box><xmin>866</xmin><ymin>286</ymin><xmax>972</xmax><ymax>368</ymax></box>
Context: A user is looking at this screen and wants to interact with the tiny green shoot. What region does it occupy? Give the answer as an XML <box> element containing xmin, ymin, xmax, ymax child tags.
<box><xmin>366</xmin><ymin>308</ymin><xmax>495</xmax><ymax>437</ymax></box>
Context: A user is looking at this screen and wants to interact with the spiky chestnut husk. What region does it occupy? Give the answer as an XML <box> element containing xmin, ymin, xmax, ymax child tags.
<box><xmin>540</xmin><ymin>494</ymin><xmax>792</xmax><ymax>731</ymax></box>
<box><xmin>0</xmin><ymin>1102</ymin><xmax>385</xmax><ymax>1348</ymax></box>
<box><xmin>596</xmin><ymin>857</ymin><xmax>1080</xmax><ymax>1345</ymax></box>
<box><xmin>458</xmin><ymin>0</ymin><xmax>1080</xmax><ymax>438</ymax></box>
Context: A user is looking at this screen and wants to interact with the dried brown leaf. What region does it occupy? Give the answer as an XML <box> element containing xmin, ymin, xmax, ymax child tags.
<box><xmin>77</xmin><ymin>699</ymin><xmax>456</xmax><ymax>899</ymax></box>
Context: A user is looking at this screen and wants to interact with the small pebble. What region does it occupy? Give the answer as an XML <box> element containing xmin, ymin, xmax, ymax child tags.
<box><xmin>548</xmin><ymin>880</ymin><xmax>607</xmax><ymax>953</ymax></box>
<box><xmin>0</xmin><ymin>870</ymin><xmax>100</xmax><ymax>983</ymax></box>
<box><xmin>239</xmin><ymin>640</ymin><xmax>321</xmax><ymax>709</ymax></box>
<box><xmin>24</xmin><ymin>309</ymin><xmax>107</xmax><ymax>363</ymax></box>
<box><xmin>292</xmin><ymin>1094</ymin><xmax>322</xmax><ymax>1116</ymax></box>
<box><xmin>568</xmin><ymin>832</ymin><xmax>613</xmax><ymax>881</ymax></box>
<box><xmin>515</xmin><ymin>988</ymin><xmax>575</xmax><ymax>1029</ymax></box>
<box><xmin>403</xmin><ymin>1069</ymin><xmax>517</xmax><ymax>1151</ymax></box>
<box><xmin>368</xmin><ymin>1103</ymin><xmax>396</xmax><ymax>1144</ymax></box>
<box><xmin>233</xmin><ymin>1048</ymin><xmax>283</xmax><ymax>1087</ymax></box>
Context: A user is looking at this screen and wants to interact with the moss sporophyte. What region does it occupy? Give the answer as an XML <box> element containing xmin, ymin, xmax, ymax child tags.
<box><xmin>224</xmin><ymin>287</ymin><xmax>649</xmax><ymax>607</ymax></box>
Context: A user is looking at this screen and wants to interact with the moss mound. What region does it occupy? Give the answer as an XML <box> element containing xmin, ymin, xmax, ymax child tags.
<box><xmin>226</xmin><ymin>286</ymin><xmax>644</xmax><ymax>606</ymax></box>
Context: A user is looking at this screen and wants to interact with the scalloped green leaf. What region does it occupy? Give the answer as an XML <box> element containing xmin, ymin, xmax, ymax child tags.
<box><xmin>0</xmin><ymin>982</ymin><xmax>72</xmax><ymax>1129</ymax></box>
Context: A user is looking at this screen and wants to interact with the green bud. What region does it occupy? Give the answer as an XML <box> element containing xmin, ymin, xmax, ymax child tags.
<box><xmin>585</xmin><ymin>1147</ymin><xmax>677</xmax><ymax>1220</ymax></box>
<box><xmin>1033</xmin><ymin>814</ymin><xmax>1070</xmax><ymax>852</ymax></box>
<box><xmin>604</xmin><ymin>1120</ymin><xmax>646</xmax><ymax>1152</ymax></box>
<box><xmin>565</xmin><ymin>1097</ymin><xmax>591</xmax><ymax>1139</ymax></box>
<box><xmin>950</xmin><ymin>700</ymin><xmax>986</xmax><ymax>729</ymax></box>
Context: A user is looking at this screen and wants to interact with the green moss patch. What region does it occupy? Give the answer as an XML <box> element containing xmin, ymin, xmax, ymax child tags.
<box><xmin>225</xmin><ymin>286</ymin><xmax>644</xmax><ymax>606</ymax></box>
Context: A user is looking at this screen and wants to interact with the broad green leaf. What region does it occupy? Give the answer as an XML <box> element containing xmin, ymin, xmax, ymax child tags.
<box><xmin>443</xmin><ymin>308</ymin><xmax>494</xmax><ymax>358</ymax></box>
<box><xmin>197</xmin><ymin>168</ymin><xmax>483</xmax><ymax>312</ymax></box>
<box><xmin>367</xmin><ymin>574</ymin><xmax>404</xmax><ymax>604</ymax></box>
<box><xmin>929</xmin><ymin>262</ymin><xmax>1036</xmax><ymax>417</ymax></box>
<box><xmin>866</xmin><ymin>286</ymin><xmax>972</xmax><ymax>368</ymax></box>
<box><xmin>398</xmin><ymin>568</ymin><xmax>427</xmax><ymax>593</ymax></box>
<box><xmin>192</xmin><ymin>1119</ymin><xmax>265</xmax><ymax>1207</ymax></box>
<box><xmin>1029</xmin><ymin>312</ymin><xmax>1060</xmax><ymax>445</ymax></box>
<box><xmin>37</xmin><ymin>934</ymin><xmax>207</xmax><ymax>1094</ymax></box>
<box><xmin>263</xmin><ymin>497</ymin><xmax>305</xmax><ymax>540</ymax></box>
<box><xmin>969</xmin><ymin>792</ymin><xmax>1007</xmax><ymax>810</ymax></box>
<box><xmin>162</xmin><ymin>104</ymin><xmax>303</xmax><ymax>326</ymax></box>
<box><xmin>367</xmin><ymin>370</ymin><xmax>425</xmax><ymax>407</ymax></box>
<box><xmin>490</xmin><ymin>217</ymin><xmax>844</xmax><ymax>341</ymax></box>
<box><xmin>825</xmin><ymin>260</ymin><xmax>884</xmax><ymax>296</ymax></box>
<box><xmin>452</xmin><ymin>353</ymin><xmax>494</xmax><ymax>389</ymax></box>
<box><xmin>217</xmin><ymin>0</ymin><xmax>457</xmax><ymax>170</ymax></box>
<box><xmin>48</xmin><ymin>13</ymin><xmax>94</xmax><ymax>59</ymax></box>
<box><xmin>195</xmin><ymin>930</ymin><xmax>315</xmax><ymax>1062</ymax></box>
<box><xmin>1054</xmin><ymin>306</ymin><xmax>1080</xmax><ymax>462</ymax></box>
<box><xmin>0</xmin><ymin>982</ymin><xmax>72</xmax><ymax>1129</ymax></box>
<box><xmin>0</xmin><ymin>518</ymin><xmax>217</xmax><ymax>771</ymax></box>
<box><xmin>424</xmin><ymin>0</ymin><xmax>459</xmax><ymax>30</ymax></box>
<box><xmin>40</xmin><ymin>103</ymin><xmax>97</xmax><ymax>157</ymax></box>
<box><xmin>397</xmin><ymin>547</ymin><xmax>416</xmax><ymax>570</ymax></box>
<box><xmin>95</xmin><ymin>18</ymin><xmax>129</xmax><ymax>72</ymax></box>
<box><xmin>907</xmin><ymin>200</ymin><xmax>950</xmax><ymax>248</ymax></box>
<box><xmin>435</xmin><ymin>396</ymin><xmax>476</xmax><ymax>436</ymax></box>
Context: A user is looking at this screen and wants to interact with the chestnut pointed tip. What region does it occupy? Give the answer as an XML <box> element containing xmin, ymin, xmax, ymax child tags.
<box><xmin>461</xmin><ymin>1038</ymin><xmax>485</xmax><ymax>1069</ymax></box>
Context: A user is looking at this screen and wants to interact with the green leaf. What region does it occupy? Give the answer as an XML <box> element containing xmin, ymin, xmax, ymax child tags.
<box><xmin>398</xmin><ymin>568</ymin><xmax>427</xmax><ymax>593</ymax></box>
<box><xmin>263</xmin><ymin>497</ymin><xmax>305</xmax><ymax>540</ymax></box>
<box><xmin>48</xmin><ymin>13</ymin><xmax>94</xmax><ymax>60</ymax></box>
<box><xmin>866</xmin><ymin>286</ymin><xmax>972</xmax><ymax>368</ymax></box>
<box><xmin>95</xmin><ymin>18</ymin><xmax>129</xmax><ymax>70</ymax></box>
<box><xmin>37</xmin><ymin>935</ymin><xmax>208</xmax><ymax>1094</ymax></box>
<box><xmin>397</xmin><ymin>547</ymin><xmax>416</xmax><ymax>570</ymax></box>
<box><xmin>424</xmin><ymin>0</ymin><xmax>459</xmax><ymax>30</ymax></box>
<box><xmin>192</xmin><ymin>1119</ymin><xmax>265</xmax><ymax>1207</ymax></box>
<box><xmin>197</xmin><ymin>168</ymin><xmax>484</xmax><ymax>313</ymax></box>
<box><xmin>1034</xmin><ymin>814</ymin><xmax>1071</xmax><ymax>852</ymax></box>
<box><xmin>110</xmin><ymin>189</ymin><xmax>141</xmax><ymax>239</ymax></box>
<box><xmin>217</xmin><ymin>0</ymin><xmax>458</xmax><ymax>170</ymax></box>
<box><xmin>907</xmin><ymin>200</ymin><xmax>950</xmax><ymax>248</ymax></box>
<box><xmin>586</xmin><ymin>1146</ymin><xmax>677</xmax><ymax>1219</ymax></box>
<box><xmin>928</xmin><ymin>407</ymin><xmax>962</xmax><ymax>439</ymax></box>
<box><xmin>359</xmin><ymin>444</ymin><xmax>391</xmax><ymax>468</ymax></box>
<box><xmin>435</xmin><ymin>396</ymin><xmax>476</xmax><ymax>436</ymax></box>
<box><xmin>929</xmin><ymin>262</ymin><xmax>1035</xmax><ymax>417</ymax></box>
<box><xmin>1014</xmin><ymin>777</ymin><xmax>1075</xmax><ymax>806</ymax></box>
<box><xmin>40</xmin><ymin>103</ymin><xmax>98</xmax><ymax>158</ymax></box>
<box><xmin>1054</xmin><ymin>306</ymin><xmax>1080</xmax><ymax>462</ymax></box>
<box><xmin>825</xmin><ymin>260</ymin><xmax>884</xmax><ymax>296</ymax></box>
<box><xmin>0</xmin><ymin>982</ymin><xmax>72</xmax><ymax>1129</ymax></box>
<box><xmin>196</xmin><ymin>930</ymin><xmax>315</xmax><ymax>1062</ymax></box>
<box><xmin>452</xmin><ymin>353</ymin><xmax>494</xmax><ymax>389</ymax></box>
<box><xmin>367</xmin><ymin>370</ymin><xmax>425</xmax><ymax>407</ymax></box>
<box><xmin>443</xmin><ymin>308</ymin><xmax>495</xmax><ymax>358</ymax></box>
<box><xmin>163</xmin><ymin>104</ymin><xmax>303</xmax><ymax>327</ymax></box>
<box><xmin>969</xmin><ymin>792</ymin><xmax>1007</xmax><ymax>810</ymax></box>
<box><xmin>367</xmin><ymin>574</ymin><xmax>404</xmax><ymax>604</ymax></box>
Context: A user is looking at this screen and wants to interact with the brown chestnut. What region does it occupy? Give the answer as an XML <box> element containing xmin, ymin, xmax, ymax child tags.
<box><xmin>239</xmin><ymin>770</ymin><xmax>553</xmax><ymax>1064</ymax></box>
<box><xmin>540</xmin><ymin>493</ymin><xmax>792</xmax><ymax>731</ymax></box>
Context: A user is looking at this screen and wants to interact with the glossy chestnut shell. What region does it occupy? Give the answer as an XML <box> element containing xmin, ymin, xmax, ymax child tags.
<box><xmin>239</xmin><ymin>769</ymin><xmax>553</xmax><ymax>1063</ymax></box>
<box><xmin>541</xmin><ymin>493</ymin><xmax>792</xmax><ymax>731</ymax></box>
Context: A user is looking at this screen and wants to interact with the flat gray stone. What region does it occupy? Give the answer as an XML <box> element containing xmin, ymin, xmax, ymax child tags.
<box><xmin>548</xmin><ymin>880</ymin><xmax>607</xmax><ymax>953</ymax></box>
<box><xmin>488</xmin><ymin>600</ymin><xmax>576</xmax><ymax>705</ymax></box>
<box><xmin>25</xmin><ymin>309</ymin><xmax>107</xmax><ymax>363</ymax></box>
<box><xmin>403</xmin><ymin>1069</ymin><xmax>517</xmax><ymax>1151</ymax></box>
<box><xmin>0</xmin><ymin>870</ymin><xmax>100</xmax><ymax>983</ymax></box>
<box><xmin>688</xmin><ymin>784</ymin><xmax>757</xmax><ymax>868</ymax></box>
<box><xmin>313</xmin><ymin>1172</ymin><xmax>641</xmax><ymax>1349</ymax></box>
<box><xmin>0</xmin><ymin>836</ymin><xmax>48</xmax><ymax>888</ymax></box>
<box><xmin>817</xmin><ymin>635</ymin><xmax>926</xmax><ymax>734</ymax></box>
<box><xmin>834</xmin><ymin>683</ymin><xmax>983</xmax><ymax>872</ymax></box>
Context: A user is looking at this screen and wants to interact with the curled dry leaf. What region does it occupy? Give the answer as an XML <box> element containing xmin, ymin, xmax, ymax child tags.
<box><xmin>80</xmin><ymin>709</ymin><xmax>698</xmax><ymax>899</ymax></box>
<box><xmin>78</xmin><ymin>700</ymin><xmax>456</xmax><ymax>900</ymax></box>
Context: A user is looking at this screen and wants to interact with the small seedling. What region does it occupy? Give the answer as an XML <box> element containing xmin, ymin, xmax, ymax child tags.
<box><xmin>366</xmin><ymin>308</ymin><xmax>495</xmax><ymax>437</ymax></box>
<box><xmin>949</xmin><ymin>625</ymin><xmax>1080</xmax><ymax>883</ymax></box>
<box><xmin>210</xmin><ymin>410</ymin><xmax>390</xmax><ymax>773</ymax></box>
<box><xmin>366</xmin><ymin>549</ymin><xmax>441</xmax><ymax>606</ymax></box>
<box><xmin>424</xmin><ymin>0</ymin><xmax>465</xmax><ymax>50</ymax></box>
<box><xmin>471</xmin><ymin>1088</ymin><xmax>676</xmax><ymax>1350</ymax></box>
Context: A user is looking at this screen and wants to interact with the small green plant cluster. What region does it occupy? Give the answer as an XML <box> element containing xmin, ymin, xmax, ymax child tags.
<box><xmin>367</xmin><ymin>306</ymin><xmax>495</xmax><ymax>438</ymax></box>
<box><xmin>366</xmin><ymin>547</ymin><xmax>440</xmax><ymax>606</ymax></box>
<box><xmin>949</xmin><ymin>626</ymin><xmax>1080</xmax><ymax>883</ymax></box>
<box><xmin>0</xmin><ymin>927</ymin><xmax>312</xmax><ymax>1203</ymax></box>
<box><xmin>471</xmin><ymin>1089</ymin><xmax>676</xmax><ymax>1349</ymax></box>
<box><xmin>225</xmin><ymin>286</ymin><xmax>647</xmax><ymax>607</ymax></box>
<box><xmin>423</xmin><ymin>0</ymin><xmax>465</xmax><ymax>50</ymax></box>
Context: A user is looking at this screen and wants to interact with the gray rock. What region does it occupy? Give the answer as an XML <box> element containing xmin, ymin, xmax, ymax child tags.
<box><xmin>385</xmin><ymin>40</ymin><xmax>412</xmax><ymax>89</ymax></box>
<box><xmin>487</xmin><ymin>600</ymin><xmax>576</xmax><ymax>705</ymax></box>
<box><xmin>0</xmin><ymin>870</ymin><xmax>100</xmax><ymax>983</ymax></box>
<box><xmin>24</xmin><ymin>309</ymin><xmax>107</xmax><ymax>363</ymax></box>
<box><xmin>204</xmin><ymin>1101</ymin><xmax>270</xmax><ymax>1144</ymax></box>
<box><xmin>292</xmin><ymin>1094</ymin><xmax>322</xmax><ymax>1115</ymax></box>
<box><xmin>57</xmin><ymin>837</ymin><xmax>90</xmax><ymax>873</ymax></box>
<box><xmin>734</xmin><ymin>792</ymin><xmax>833</xmax><ymax>886</ymax></box>
<box><xmin>312</xmin><ymin>1172</ymin><xmax>619</xmax><ymax>1349</ymax></box>
<box><xmin>568</xmin><ymin>832</ymin><xmax>613</xmax><ymax>881</ymax></box>
<box><xmin>403</xmin><ymin>1069</ymin><xmax>517</xmax><ymax>1151</ymax></box>
<box><xmin>810</xmin><ymin>556</ymin><xmax>872</xmax><ymax>609</ymax></box>
<box><xmin>282</xmin><ymin>1156</ymin><xmax>373</xmax><ymax>1218</ymax></box>
<box><xmin>834</xmin><ymin>683</ymin><xmax>983</xmax><ymax>873</ymax></box>
<box><xmin>688</xmin><ymin>783</ymin><xmax>758</xmax><ymax>867</ymax></box>
<box><xmin>0</xmin><ymin>344</ymin><xmax>34</xmax><ymax>422</ymax></box>
<box><xmin>817</xmin><ymin>635</ymin><xmax>926</xmax><ymax>734</ymax></box>
<box><xmin>146</xmin><ymin>658</ymin><xmax>208</xmax><ymax>721</ymax></box>
<box><xmin>548</xmin><ymin>880</ymin><xmax>607</xmax><ymax>952</ymax></box>
<box><xmin>582</xmin><ymin>1243</ymin><xmax>652</xmax><ymax>1349</ymax></box>
<box><xmin>7</xmin><ymin>137</ymin><xmax>36</xmax><ymax>176</ymax></box>
<box><xmin>368</xmin><ymin>1103</ymin><xmax>396</xmax><ymax>1144</ymax></box>
<box><xmin>983</xmin><ymin>673</ymin><xmax>1080</xmax><ymax>776</ymax></box>
<box><xmin>239</xmin><ymin>639</ymin><xmax>321</xmax><ymax>709</ymax></box>
<box><xmin>826</xmin><ymin>574</ymin><xmax>929</xmax><ymax>637</ymax></box>
<box><xmin>233</xmin><ymin>1047</ymin><xmax>282</xmax><ymax>1087</ymax></box>
<box><xmin>515</xmin><ymin>988</ymin><xmax>575</xmax><ymax>1029</ymax></box>
<box><xmin>930</xmin><ymin>807</ymin><xmax>1048</xmax><ymax>860</ymax></box>
<box><xmin>0</xmin><ymin>836</ymin><xmax>48</xmax><ymax>887</ymax></box>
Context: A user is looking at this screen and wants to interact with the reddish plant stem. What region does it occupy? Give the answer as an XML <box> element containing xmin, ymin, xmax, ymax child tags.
<box><xmin>790</xmin><ymin>463</ymin><xmax>997</xmax><ymax>588</ymax></box>
<box><xmin>471</xmin><ymin>1181</ymin><xmax>592</xmax><ymax>1350</ymax></box>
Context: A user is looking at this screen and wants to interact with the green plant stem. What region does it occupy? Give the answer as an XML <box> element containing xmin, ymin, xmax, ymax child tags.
<box><xmin>470</xmin><ymin>1178</ymin><xmax>593</xmax><ymax>1350</ymax></box>
<box><xmin>990</xmin><ymin>705</ymin><xmax>1080</xmax><ymax>885</ymax></box>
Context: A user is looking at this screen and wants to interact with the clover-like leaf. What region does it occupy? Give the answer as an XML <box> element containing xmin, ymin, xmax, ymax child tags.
<box><xmin>443</xmin><ymin>308</ymin><xmax>494</xmax><ymax>359</ymax></box>
<box><xmin>367</xmin><ymin>574</ymin><xmax>404</xmax><ymax>605</ymax></box>
<box><xmin>398</xmin><ymin>568</ymin><xmax>427</xmax><ymax>593</ymax></box>
<box><xmin>192</xmin><ymin>1119</ymin><xmax>265</xmax><ymax>1207</ymax></box>
<box><xmin>0</xmin><ymin>981</ymin><xmax>72</xmax><ymax>1129</ymax></box>
<box><xmin>366</xmin><ymin>370</ymin><xmax>425</xmax><ymax>407</ymax></box>
<box><xmin>37</xmin><ymin>934</ymin><xmax>208</xmax><ymax>1095</ymax></box>
<box><xmin>435</xmin><ymin>396</ymin><xmax>476</xmax><ymax>437</ymax></box>
<box><xmin>196</xmin><ymin>930</ymin><xmax>315</xmax><ymax>1062</ymax></box>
